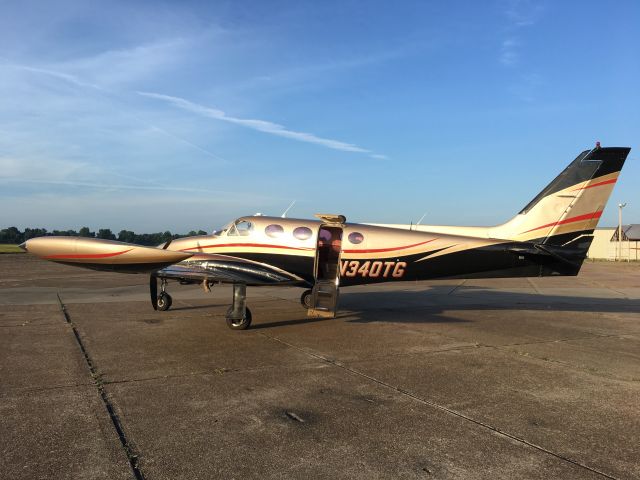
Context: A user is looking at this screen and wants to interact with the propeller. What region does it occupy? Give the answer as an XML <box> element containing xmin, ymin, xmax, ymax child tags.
<box><xmin>150</xmin><ymin>275</ymin><xmax>158</xmax><ymax>310</ymax></box>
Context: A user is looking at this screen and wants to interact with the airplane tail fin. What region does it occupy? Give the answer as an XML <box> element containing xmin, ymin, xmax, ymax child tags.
<box><xmin>494</xmin><ymin>145</ymin><xmax>630</xmax><ymax>255</ymax></box>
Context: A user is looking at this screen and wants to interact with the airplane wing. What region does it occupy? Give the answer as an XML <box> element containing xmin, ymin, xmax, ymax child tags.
<box><xmin>156</xmin><ymin>253</ymin><xmax>308</xmax><ymax>286</ymax></box>
<box><xmin>22</xmin><ymin>237</ymin><xmax>306</xmax><ymax>285</ymax></box>
<box><xmin>21</xmin><ymin>236</ymin><xmax>193</xmax><ymax>273</ymax></box>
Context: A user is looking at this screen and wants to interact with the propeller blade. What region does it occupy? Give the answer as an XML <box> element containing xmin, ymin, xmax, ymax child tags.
<box><xmin>150</xmin><ymin>275</ymin><xmax>158</xmax><ymax>310</ymax></box>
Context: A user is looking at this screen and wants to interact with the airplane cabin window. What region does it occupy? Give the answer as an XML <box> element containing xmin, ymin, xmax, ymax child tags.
<box><xmin>293</xmin><ymin>226</ymin><xmax>312</xmax><ymax>240</ymax></box>
<box><xmin>265</xmin><ymin>224</ymin><xmax>284</xmax><ymax>238</ymax></box>
<box><xmin>348</xmin><ymin>232</ymin><xmax>364</xmax><ymax>244</ymax></box>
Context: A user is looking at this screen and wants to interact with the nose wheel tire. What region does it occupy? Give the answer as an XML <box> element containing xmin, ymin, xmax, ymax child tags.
<box><xmin>157</xmin><ymin>293</ymin><xmax>172</xmax><ymax>311</ymax></box>
<box><xmin>300</xmin><ymin>289</ymin><xmax>313</xmax><ymax>308</ymax></box>
<box><xmin>226</xmin><ymin>307</ymin><xmax>252</xmax><ymax>330</ymax></box>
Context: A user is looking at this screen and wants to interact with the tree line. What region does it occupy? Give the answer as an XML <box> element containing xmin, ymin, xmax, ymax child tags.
<box><xmin>0</xmin><ymin>227</ymin><xmax>209</xmax><ymax>246</ymax></box>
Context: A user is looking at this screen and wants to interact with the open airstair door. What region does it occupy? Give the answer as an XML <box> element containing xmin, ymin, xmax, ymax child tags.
<box><xmin>308</xmin><ymin>214</ymin><xmax>346</xmax><ymax>318</ymax></box>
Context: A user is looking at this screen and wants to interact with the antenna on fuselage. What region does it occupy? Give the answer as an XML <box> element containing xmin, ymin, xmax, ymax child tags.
<box><xmin>417</xmin><ymin>212</ymin><xmax>427</xmax><ymax>225</ymax></box>
<box><xmin>281</xmin><ymin>200</ymin><xmax>296</xmax><ymax>218</ymax></box>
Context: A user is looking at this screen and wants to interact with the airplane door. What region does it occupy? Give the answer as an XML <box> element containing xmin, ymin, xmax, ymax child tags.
<box><xmin>308</xmin><ymin>215</ymin><xmax>345</xmax><ymax>318</ymax></box>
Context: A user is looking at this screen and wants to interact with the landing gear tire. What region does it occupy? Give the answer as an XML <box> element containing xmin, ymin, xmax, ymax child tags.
<box><xmin>225</xmin><ymin>307</ymin><xmax>252</xmax><ymax>330</ymax></box>
<box><xmin>300</xmin><ymin>289</ymin><xmax>313</xmax><ymax>308</ymax></box>
<box><xmin>157</xmin><ymin>293</ymin><xmax>172</xmax><ymax>311</ymax></box>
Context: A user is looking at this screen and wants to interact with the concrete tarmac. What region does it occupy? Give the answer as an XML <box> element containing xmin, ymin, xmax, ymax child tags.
<box><xmin>1</xmin><ymin>254</ymin><xmax>639</xmax><ymax>479</ymax></box>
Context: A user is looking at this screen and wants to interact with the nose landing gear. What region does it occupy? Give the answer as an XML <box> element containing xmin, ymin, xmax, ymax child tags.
<box><xmin>157</xmin><ymin>291</ymin><xmax>173</xmax><ymax>311</ymax></box>
<box><xmin>150</xmin><ymin>275</ymin><xmax>173</xmax><ymax>311</ymax></box>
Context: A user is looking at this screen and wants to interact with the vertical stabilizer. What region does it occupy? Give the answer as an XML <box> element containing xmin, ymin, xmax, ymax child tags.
<box><xmin>493</xmin><ymin>146</ymin><xmax>630</xmax><ymax>247</ymax></box>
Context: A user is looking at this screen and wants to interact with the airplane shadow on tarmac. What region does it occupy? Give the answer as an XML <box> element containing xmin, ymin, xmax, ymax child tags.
<box><xmin>250</xmin><ymin>286</ymin><xmax>640</xmax><ymax>330</ymax></box>
<box><xmin>171</xmin><ymin>303</ymin><xmax>229</xmax><ymax>312</ymax></box>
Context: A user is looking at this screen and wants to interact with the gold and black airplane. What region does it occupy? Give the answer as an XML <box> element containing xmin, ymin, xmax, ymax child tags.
<box><xmin>22</xmin><ymin>144</ymin><xmax>630</xmax><ymax>330</ymax></box>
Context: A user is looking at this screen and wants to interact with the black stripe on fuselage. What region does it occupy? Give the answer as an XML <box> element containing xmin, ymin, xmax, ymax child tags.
<box><xmin>226</xmin><ymin>230</ymin><xmax>592</xmax><ymax>287</ymax></box>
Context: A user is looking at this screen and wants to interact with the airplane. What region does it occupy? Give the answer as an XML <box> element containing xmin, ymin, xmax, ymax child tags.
<box><xmin>21</xmin><ymin>144</ymin><xmax>630</xmax><ymax>330</ymax></box>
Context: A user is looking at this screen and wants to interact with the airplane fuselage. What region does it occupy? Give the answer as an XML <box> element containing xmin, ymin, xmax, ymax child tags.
<box><xmin>167</xmin><ymin>216</ymin><xmax>575</xmax><ymax>287</ymax></box>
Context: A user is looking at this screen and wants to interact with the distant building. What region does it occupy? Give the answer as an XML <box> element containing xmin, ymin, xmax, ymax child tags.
<box><xmin>587</xmin><ymin>225</ymin><xmax>640</xmax><ymax>261</ymax></box>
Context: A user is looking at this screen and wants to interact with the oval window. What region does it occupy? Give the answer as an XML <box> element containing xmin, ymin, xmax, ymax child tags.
<box><xmin>293</xmin><ymin>226</ymin><xmax>312</xmax><ymax>240</ymax></box>
<box><xmin>348</xmin><ymin>232</ymin><xmax>364</xmax><ymax>244</ymax></box>
<box><xmin>265</xmin><ymin>224</ymin><xmax>284</xmax><ymax>238</ymax></box>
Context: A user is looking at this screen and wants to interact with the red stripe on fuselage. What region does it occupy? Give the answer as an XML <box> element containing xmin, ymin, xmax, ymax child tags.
<box><xmin>521</xmin><ymin>211</ymin><xmax>602</xmax><ymax>234</ymax></box>
<box><xmin>44</xmin><ymin>248</ymin><xmax>134</xmax><ymax>259</ymax></box>
<box><xmin>343</xmin><ymin>238</ymin><xmax>438</xmax><ymax>254</ymax></box>
<box><xmin>570</xmin><ymin>178</ymin><xmax>617</xmax><ymax>191</ymax></box>
<box><xmin>180</xmin><ymin>243</ymin><xmax>315</xmax><ymax>252</ymax></box>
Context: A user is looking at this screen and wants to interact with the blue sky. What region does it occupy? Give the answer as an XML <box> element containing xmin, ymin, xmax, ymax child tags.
<box><xmin>1</xmin><ymin>0</ymin><xmax>638</xmax><ymax>232</ymax></box>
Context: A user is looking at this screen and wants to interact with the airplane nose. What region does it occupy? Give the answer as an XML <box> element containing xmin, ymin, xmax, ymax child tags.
<box><xmin>18</xmin><ymin>242</ymin><xmax>28</xmax><ymax>252</ymax></box>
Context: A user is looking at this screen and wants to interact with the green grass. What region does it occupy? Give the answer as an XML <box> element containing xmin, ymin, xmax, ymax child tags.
<box><xmin>0</xmin><ymin>244</ymin><xmax>23</xmax><ymax>253</ymax></box>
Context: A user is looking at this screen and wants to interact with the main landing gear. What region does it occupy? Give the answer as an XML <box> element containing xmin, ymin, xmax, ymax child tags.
<box><xmin>300</xmin><ymin>289</ymin><xmax>313</xmax><ymax>309</ymax></box>
<box><xmin>150</xmin><ymin>276</ymin><xmax>252</xmax><ymax>330</ymax></box>
<box><xmin>226</xmin><ymin>283</ymin><xmax>252</xmax><ymax>330</ymax></box>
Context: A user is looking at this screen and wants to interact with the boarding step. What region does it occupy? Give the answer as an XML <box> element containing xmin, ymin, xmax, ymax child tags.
<box><xmin>308</xmin><ymin>280</ymin><xmax>340</xmax><ymax>318</ymax></box>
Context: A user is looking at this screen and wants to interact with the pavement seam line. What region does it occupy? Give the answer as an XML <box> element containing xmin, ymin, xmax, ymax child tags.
<box><xmin>526</xmin><ymin>277</ymin><xmax>542</xmax><ymax>294</ymax></box>
<box><xmin>584</xmin><ymin>280</ymin><xmax>630</xmax><ymax>299</ymax></box>
<box><xmin>3</xmin><ymin>381</ymin><xmax>95</xmax><ymax>394</ymax></box>
<box><xmin>100</xmin><ymin>360</ymin><xmax>325</xmax><ymax>386</ymax></box>
<box><xmin>260</xmin><ymin>332</ymin><xmax>621</xmax><ymax>480</ymax></box>
<box><xmin>323</xmin><ymin>333</ymin><xmax>624</xmax><ymax>365</ymax></box>
<box><xmin>56</xmin><ymin>293</ymin><xmax>145</xmax><ymax>480</ymax></box>
<box><xmin>447</xmin><ymin>279</ymin><xmax>466</xmax><ymax>295</ymax></box>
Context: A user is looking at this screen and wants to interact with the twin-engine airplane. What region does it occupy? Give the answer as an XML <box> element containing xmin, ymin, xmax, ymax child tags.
<box><xmin>22</xmin><ymin>145</ymin><xmax>630</xmax><ymax>330</ymax></box>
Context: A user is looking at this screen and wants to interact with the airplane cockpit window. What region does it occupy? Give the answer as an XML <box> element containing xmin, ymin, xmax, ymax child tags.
<box><xmin>212</xmin><ymin>222</ymin><xmax>232</xmax><ymax>236</ymax></box>
<box><xmin>227</xmin><ymin>219</ymin><xmax>253</xmax><ymax>236</ymax></box>
<box><xmin>265</xmin><ymin>224</ymin><xmax>284</xmax><ymax>238</ymax></box>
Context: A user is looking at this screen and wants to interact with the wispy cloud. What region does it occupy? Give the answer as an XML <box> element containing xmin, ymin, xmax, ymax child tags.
<box><xmin>1</xmin><ymin>60</ymin><xmax>232</xmax><ymax>164</ymax></box>
<box><xmin>507</xmin><ymin>73</ymin><xmax>544</xmax><ymax>102</ymax></box>
<box><xmin>499</xmin><ymin>38</ymin><xmax>520</xmax><ymax>66</ymax></box>
<box><xmin>0</xmin><ymin>190</ymin><xmax>282</xmax><ymax>232</ymax></box>
<box><xmin>0</xmin><ymin>177</ymin><xmax>217</xmax><ymax>193</ymax></box>
<box><xmin>498</xmin><ymin>1</ymin><xmax>546</xmax><ymax>103</ymax></box>
<box><xmin>57</xmin><ymin>38</ymin><xmax>190</xmax><ymax>88</ymax></box>
<box><xmin>0</xmin><ymin>157</ymin><xmax>208</xmax><ymax>194</ymax></box>
<box><xmin>228</xmin><ymin>42</ymin><xmax>429</xmax><ymax>95</ymax></box>
<box><xmin>2</xmin><ymin>62</ymin><xmax>101</xmax><ymax>89</ymax></box>
<box><xmin>498</xmin><ymin>0</ymin><xmax>545</xmax><ymax>68</ymax></box>
<box><xmin>0</xmin><ymin>157</ymin><xmax>86</xmax><ymax>182</ymax></box>
<box><xmin>138</xmin><ymin>91</ymin><xmax>385</xmax><ymax>158</ymax></box>
<box><xmin>504</xmin><ymin>0</ymin><xmax>545</xmax><ymax>27</ymax></box>
<box><xmin>0</xmin><ymin>157</ymin><xmax>279</xmax><ymax>201</ymax></box>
